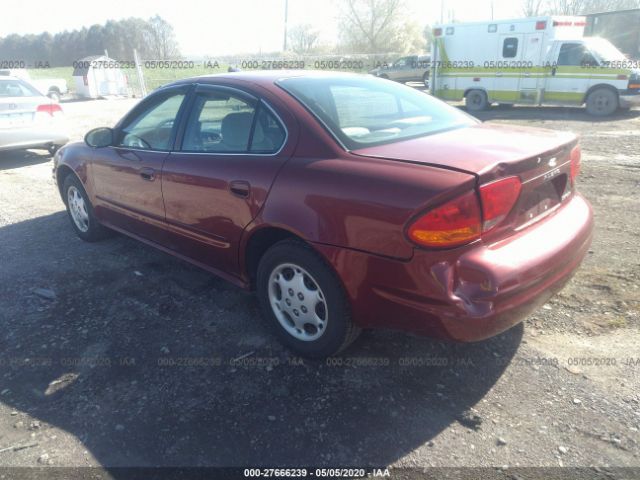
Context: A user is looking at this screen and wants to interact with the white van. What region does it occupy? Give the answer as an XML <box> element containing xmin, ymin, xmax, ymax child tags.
<box><xmin>430</xmin><ymin>16</ymin><xmax>640</xmax><ymax>115</ymax></box>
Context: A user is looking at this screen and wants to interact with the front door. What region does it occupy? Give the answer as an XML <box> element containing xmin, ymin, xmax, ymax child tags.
<box><xmin>91</xmin><ymin>86</ymin><xmax>189</xmax><ymax>243</ymax></box>
<box><xmin>161</xmin><ymin>84</ymin><xmax>291</xmax><ymax>277</ymax></box>
<box><xmin>544</xmin><ymin>42</ymin><xmax>592</xmax><ymax>104</ymax></box>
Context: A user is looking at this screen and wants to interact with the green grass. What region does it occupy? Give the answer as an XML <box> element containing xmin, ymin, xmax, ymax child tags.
<box><xmin>28</xmin><ymin>67</ymin><xmax>75</xmax><ymax>91</ymax></box>
<box><xmin>26</xmin><ymin>58</ymin><xmax>377</xmax><ymax>96</ymax></box>
<box><xmin>27</xmin><ymin>64</ymin><xmax>230</xmax><ymax>95</ymax></box>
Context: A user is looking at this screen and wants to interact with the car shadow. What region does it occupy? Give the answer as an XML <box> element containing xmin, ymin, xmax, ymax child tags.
<box><xmin>0</xmin><ymin>212</ymin><xmax>522</xmax><ymax>471</ymax></box>
<box><xmin>0</xmin><ymin>150</ymin><xmax>52</xmax><ymax>171</ymax></box>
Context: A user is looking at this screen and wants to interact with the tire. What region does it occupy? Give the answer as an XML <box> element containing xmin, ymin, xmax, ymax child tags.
<box><xmin>585</xmin><ymin>87</ymin><xmax>618</xmax><ymax>116</ymax></box>
<box><xmin>423</xmin><ymin>72</ymin><xmax>430</xmax><ymax>88</ymax></box>
<box><xmin>465</xmin><ymin>90</ymin><xmax>489</xmax><ymax>111</ymax></box>
<box><xmin>48</xmin><ymin>90</ymin><xmax>61</xmax><ymax>103</ymax></box>
<box><xmin>62</xmin><ymin>174</ymin><xmax>110</xmax><ymax>242</ymax></box>
<box><xmin>256</xmin><ymin>239</ymin><xmax>361</xmax><ymax>358</ymax></box>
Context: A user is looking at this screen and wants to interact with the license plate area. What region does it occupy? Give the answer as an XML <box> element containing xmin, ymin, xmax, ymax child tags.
<box><xmin>0</xmin><ymin>112</ymin><xmax>33</xmax><ymax>128</ymax></box>
<box><xmin>516</xmin><ymin>174</ymin><xmax>568</xmax><ymax>225</ymax></box>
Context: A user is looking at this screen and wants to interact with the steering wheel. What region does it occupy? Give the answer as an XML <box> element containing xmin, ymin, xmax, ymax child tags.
<box><xmin>123</xmin><ymin>134</ymin><xmax>151</xmax><ymax>149</ymax></box>
<box><xmin>157</xmin><ymin>119</ymin><xmax>174</xmax><ymax>130</ymax></box>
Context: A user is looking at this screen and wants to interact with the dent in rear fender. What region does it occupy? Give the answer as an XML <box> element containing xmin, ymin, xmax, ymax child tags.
<box><xmin>260</xmin><ymin>154</ymin><xmax>476</xmax><ymax>259</ymax></box>
<box><xmin>447</xmin><ymin>194</ymin><xmax>594</xmax><ymax>318</ymax></box>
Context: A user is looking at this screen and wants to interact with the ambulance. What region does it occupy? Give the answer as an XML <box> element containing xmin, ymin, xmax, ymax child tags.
<box><xmin>430</xmin><ymin>16</ymin><xmax>640</xmax><ymax>115</ymax></box>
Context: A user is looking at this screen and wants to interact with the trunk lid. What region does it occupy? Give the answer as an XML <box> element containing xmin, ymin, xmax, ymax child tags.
<box><xmin>352</xmin><ymin>123</ymin><xmax>578</xmax><ymax>235</ymax></box>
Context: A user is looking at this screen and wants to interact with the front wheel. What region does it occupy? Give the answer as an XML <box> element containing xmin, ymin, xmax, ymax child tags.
<box><xmin>62</xmin><ymin>174</ymin><xmax>111</xmax><ymax>242</ymax></box>
<box><xmin>256</xmin><ymin>240</ymin><xmax>361</xmax><ymax>358</ymax></box>
<box><xmin>586</xmin><ymin>88</ymin><xmax>618</xmax><ymax>116</ymax></box>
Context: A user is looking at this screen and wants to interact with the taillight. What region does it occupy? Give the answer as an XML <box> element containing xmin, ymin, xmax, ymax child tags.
<box><xmin>479</xmin><ymin>176</ymin><xmax>522</xmax><ymax>231</ymax></box>
<box><xmin>407</xmin><ymin>191</ymin><xmax>482</xmax><ymax>248</ymax></box>
<box><xmin>570</xmin><ymin>145</ymin><xmax>581</xmax><ymax>183</ymax></box>
<box><xmin>36</xmin><ymin>104</ymin><xmax>63</xmax><ymax>117</ymax></box>
<box><xmin>407</xmin><ymin>176</ymin><xmax>522</xmax><ymax>249</ymax></box>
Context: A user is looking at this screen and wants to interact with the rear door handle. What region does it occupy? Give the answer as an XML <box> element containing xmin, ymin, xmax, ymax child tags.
<box><xmin>139</xmin><ymin>167</ymin><xmax>156</xmax><ymax>181</ymax></box>
<box><xmin>229</xmin><ymin>180</ymin><xmax>251</xmax><ymax>198</ymax></box>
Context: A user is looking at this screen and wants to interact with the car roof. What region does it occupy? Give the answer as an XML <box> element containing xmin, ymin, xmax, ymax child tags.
<box><xmin>166</xmin><ymin>70</ymin><xmax>367</xmax><ymax>90</ymax></box>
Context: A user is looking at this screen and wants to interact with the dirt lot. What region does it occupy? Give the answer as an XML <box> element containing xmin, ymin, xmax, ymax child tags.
<box><xmin>0</xmin><ymin>97</ymin><xmax>639</xmax><ymax>477</ymax></box>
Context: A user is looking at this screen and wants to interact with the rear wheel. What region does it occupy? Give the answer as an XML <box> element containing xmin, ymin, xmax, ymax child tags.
<box><xmin>256</xmin><ymin>240</ymin><xmax>361</xmax><ymax>358</ymax></box>
<box><xmin>585</xmin><ymin>87</ymin><xmax>618</xmax><ymax>116</ymax></box>
<box><xmin>465</xmin><ymin>90</ymin><xmax>489</xmax><ymax>111</ymax></box>
<box><xmin>62</xmin><ymin>175</ymin><xmax>110</xmax><ymax>242</ymax></box>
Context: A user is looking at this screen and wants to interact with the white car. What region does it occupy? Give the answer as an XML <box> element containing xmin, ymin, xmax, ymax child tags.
<box><xmin>0</xmin><ymin>68</ymin><xmax>69</xmax><ymax>102</ymax></box>
<box><xmin>0</xmin><ymin>76</ymin><xmax>68</xmax><ymax>154</ymax></box>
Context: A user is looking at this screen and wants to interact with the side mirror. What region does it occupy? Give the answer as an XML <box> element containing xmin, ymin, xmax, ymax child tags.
<box><xmin>85</xmin><ymin>127</ymin><xmax>114</xmax><ymax>148</ymax></box>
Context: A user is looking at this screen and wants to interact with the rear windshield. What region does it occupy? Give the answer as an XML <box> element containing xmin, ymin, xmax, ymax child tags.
<box><xmin>277</xmin><ymin>75</ymin><xmax>476</xmax><ymax>149</ymax></box>
<box><xmin>0</xmin><ymin>78</ymin><xmax>41</xmax><ymax>97</ymax></box>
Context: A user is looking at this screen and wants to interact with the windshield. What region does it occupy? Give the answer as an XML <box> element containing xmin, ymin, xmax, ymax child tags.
<box><xmin>585</xmin><ymin>38</ymin><xmax>627</xmax><ymax>63</ymax></box>
<box><xmin>277</xmin><ymin>75</ymin><xmax>477</xmax><ymax>149</ymax></box>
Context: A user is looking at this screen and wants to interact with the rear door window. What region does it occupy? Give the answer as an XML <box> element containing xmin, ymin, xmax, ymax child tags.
<box><xmin>181</xmin><ymin>88</ymin><xmax>285</xmax><ymax>154</ymax></box>
<box><xmin>502</xmin><ymin>37</ymin><xmax>519</xmax><ymax>58</ymax></box>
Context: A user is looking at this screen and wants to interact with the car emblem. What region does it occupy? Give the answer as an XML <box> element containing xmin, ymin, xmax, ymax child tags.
<box><xmin>548</xmin><ymin>157</ymin><xmax>557</xmax><ymax>167</ymax></box>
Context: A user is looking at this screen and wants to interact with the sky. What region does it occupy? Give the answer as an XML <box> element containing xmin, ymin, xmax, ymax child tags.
<box><xmin>0</xmin><ymin>0</ymin><xmax>522</xmax><ymax>56</ymax></box>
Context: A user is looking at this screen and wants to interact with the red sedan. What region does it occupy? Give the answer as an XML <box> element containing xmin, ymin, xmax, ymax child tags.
<box><xmin>53</xmin><ymin>71</ymin><xmax>593</xmax><ymax>357</ymax></box>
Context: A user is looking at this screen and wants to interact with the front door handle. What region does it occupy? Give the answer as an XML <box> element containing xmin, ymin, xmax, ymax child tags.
<box><xmin>139</xmin><ymin>167</ymin><xmax>156</xmax><ymax>181</ymax></box>
<box><xmin>229</xmin><ymin>180</ymin><xmax>251</xmax><ymax>198</ymax></box>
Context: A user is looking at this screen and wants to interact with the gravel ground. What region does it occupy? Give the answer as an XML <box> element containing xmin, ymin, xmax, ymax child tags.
<box><xmin>0</xmin><ymin>98</ymin><xmax>639</xmax><ymax>477</ymax></box>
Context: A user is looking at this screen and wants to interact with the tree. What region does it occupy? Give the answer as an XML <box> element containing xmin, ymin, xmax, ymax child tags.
<box><xmin>145</xmin><ymin>15</ymin><xmax>181</xmax><ymax>60</ymax></box>
<box><xmin>338</xmin><ymin>0</ymin><xmax>401</xmax><ymax>53</ymax></box>
<box><xmin>288</xmin><ymin>24</ymin><xmax>321</xmax><ymax>54</ymax></box>
<box><xmin>337</xmin><ymin>0</ymin><xmax>425</xmax><ymax>53</ymax></box>
<box><xmin>522</xmin><ymin>0</ymin><xmax>545</xmax><ymax>16</ymax></box>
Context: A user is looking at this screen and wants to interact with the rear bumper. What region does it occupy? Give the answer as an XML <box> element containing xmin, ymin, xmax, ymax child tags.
<box><xmin>315</xmin><ymin>193</ymin><xmax>593</xmax><ymax>341</ymax></box>
<box><xmin>0</xmin><ymin>128</ymin><xmax>68</xmax><ymax>151</ymax></box>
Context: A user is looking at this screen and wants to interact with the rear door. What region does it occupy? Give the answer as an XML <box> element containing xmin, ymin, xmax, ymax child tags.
<box><xmin>494</xmin><ymin>34</ymin><xmax>523</xmax><ymax>102</ymax></box>
<box><xmin>90</xmin><ymin>85</ymin><xmax>190</xmax><ymax>243</ymax></box>
<box><xmin>519</xmin><ymin>33</ymin><xmax>544</xmax><ymax>102</ymax></box>
<box><xmin>161</xmin><ymin>84</ymin><xmax>293</xmax><ymax>277</ymax></box>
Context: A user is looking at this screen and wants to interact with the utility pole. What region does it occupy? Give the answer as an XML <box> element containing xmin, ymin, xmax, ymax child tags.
<box><xmin>283</xmin><ymin>0</ymin><xmax>289</xmax><ymax>51</ymax></box>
